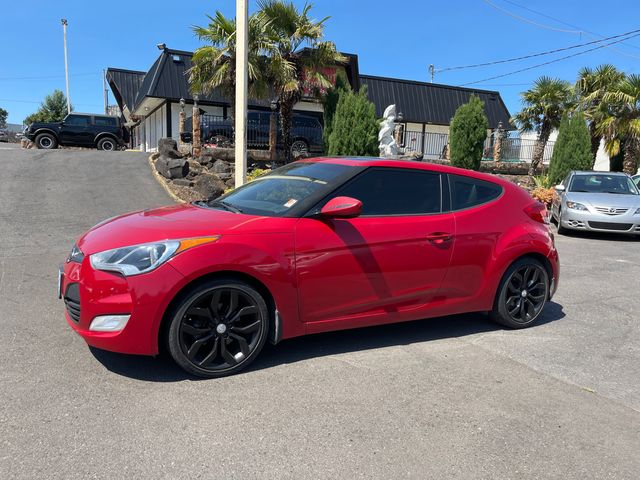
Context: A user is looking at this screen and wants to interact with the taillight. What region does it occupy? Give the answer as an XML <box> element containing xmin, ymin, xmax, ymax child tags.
<box><xmin>524</xmin><ymin>202</ymin><xmax>549</xmax><ymax>224</ymax></box>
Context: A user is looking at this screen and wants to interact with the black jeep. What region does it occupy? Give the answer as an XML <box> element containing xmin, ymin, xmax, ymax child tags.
<box><xmin>24</xmin><ymin>113</ymin><xmax>128</xmax><ymax>151</ymax></box>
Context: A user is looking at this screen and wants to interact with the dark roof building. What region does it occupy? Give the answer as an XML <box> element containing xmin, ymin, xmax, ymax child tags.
<box><xmin>107</xmin><ymin>48</ymin><xmax>511</xmax><ymax>152</ymax></box>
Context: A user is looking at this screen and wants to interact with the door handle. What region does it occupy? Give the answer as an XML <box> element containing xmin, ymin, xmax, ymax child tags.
<box><xmin>426</xmin><ymin>232</ymin><xmax>453</xmax><ymax>244</ymax></box>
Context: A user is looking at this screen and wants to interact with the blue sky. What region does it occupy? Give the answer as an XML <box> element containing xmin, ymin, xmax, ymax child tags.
<box><xmin>2</xmin><ymin>0</ymin><xmax>640</xmax><ymax>124</ymax></box>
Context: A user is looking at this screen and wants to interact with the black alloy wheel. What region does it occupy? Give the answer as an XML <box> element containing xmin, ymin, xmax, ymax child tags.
<box><xmin>490</xmin><ymin>258</ymin><xmax>549</xmax><ymax>328</ymax></box>
<box><xmin>97</xmin><ymin>137</ymin><xmax>116</xmax><ymax>151</ymax></box>
<box><xmin>290</xmin><ymin>139</ymin><xmax>309</xmax><ymax>158</ymax></box>
<box><xmin>167</xmin><ymin>279</ymin><xmax>269</xmax><ymax>378</ymax></box>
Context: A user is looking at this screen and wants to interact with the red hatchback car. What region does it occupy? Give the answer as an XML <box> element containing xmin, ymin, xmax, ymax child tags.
<box><xmin>59</xmin><ymin>158</ymin><xmax>559</xmax><ymax>377</ymax></box>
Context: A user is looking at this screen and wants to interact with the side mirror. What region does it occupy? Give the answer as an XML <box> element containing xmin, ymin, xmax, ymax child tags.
<box><xmin>320</xmin><ymin>196</ymin><xmax>362</xmax><ymax>218</ymax></box>
<box><xmin>554</xmin><ymin>184</ymin><xmax>565</xmax><ymax>192</ymax></box>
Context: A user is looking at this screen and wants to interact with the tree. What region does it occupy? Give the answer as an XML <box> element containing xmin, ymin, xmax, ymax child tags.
<box><xmin>548</xmin><ymin>113</ymin><xmax>593</xmax><ymax>185</ymax></box>
<box><xmin>449</xmin><ymin>95</ymin><xmax>489</xmax><ymax>171</ymax></box>
<box><xmin>598</xmin><ymin>74</ymin><xmax>640</xmax><ymax>175</ymax></box>
<box><xmin>24</xmin><ymin>90</ymin><xmax>70</xmax><ymax>124</ymax></box>
<box><xmin>259</xmin><ymin>0</ymin><xmax>345</xmax><ymax>162</ymax></box>
<box><xmin>188</xmin><ymin>11</ymin><xmax>271</xmax><ymax>123</ymax></box>
<box><xmin>575</xmin><ymin>65</ymin><xmax>625</xmax><ymax>166</ymax></box>
<box><xmin>327</xmin><ymin>87</ymin><xmax>378</xmax><ymax>156</ymax></box>
<box><xmin>512</xmin><ymin>76</ymin><xmax>575</xmax><ymax>179</ymax></box>
<box><xmin>322</xmin><ymin>75</ymin><xmax>349</xmax><ymax>151</ymax></box>
<box><xmin>0</xmin><ymin>107</ymin><xmax>7</xmax><ymax>128</ymax></box>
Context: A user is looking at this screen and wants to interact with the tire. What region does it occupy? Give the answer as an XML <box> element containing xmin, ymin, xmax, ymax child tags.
<box><xmin>290</xmin><ymin>139</ymin><xmax>309</xmax><ymax>158</ymax></box>
<box><xmin>97</xmin><ymin>137</ymin><xmax>117</xmax><ymax>151</ymax></box>
<box><xmin>490</xmin><ymin>257</ymin><xmax>549</xmax><ymax>329</ymax></box>
<box><xmin>167</xmin><ymin>278</ymin><xmax>270</xmax><ymax>378</ymax></box>
<box><xmin>556</xmin><ymin>208</ymin><xmax>567</xmax><ymax>235</ymax></box>
<box><xmin>35</xmin><ymin>133</ymin><xmax>58</xmax><ymax>149</ymax></box>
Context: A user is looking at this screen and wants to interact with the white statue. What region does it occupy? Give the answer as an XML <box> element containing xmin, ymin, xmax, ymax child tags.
<box><xmin>378</xmin><ymin>104</ymin><xmax>399</xmax><ymax>157</ymax></box>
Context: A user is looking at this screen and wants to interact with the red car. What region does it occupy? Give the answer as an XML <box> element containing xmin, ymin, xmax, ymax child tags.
<box><xmin>59</xmin><ymin>158</ymin><xmax>559</xmax><ymax>378</ymax></box>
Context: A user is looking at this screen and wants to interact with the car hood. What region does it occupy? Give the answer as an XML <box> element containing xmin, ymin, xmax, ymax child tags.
<box><xmin>566</xmin><ymin>192</ymin><xmax>640</xmax><ymax>208</ymax></box>
<box><xmin>77</xmin><ymin>203</ymin><xmax>291</xmax><ymax>255</ymax></box>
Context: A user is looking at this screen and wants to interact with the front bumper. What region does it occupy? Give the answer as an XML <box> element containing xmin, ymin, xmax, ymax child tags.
<box><xmin>60</xmin><ymin>257</ymin><xmax>186</xmax><ymax>355</ymax></box>
<box><xmin>561</xmin><ymin>208</ymin><xmax>640</xmax><ymax>234</ymax></box>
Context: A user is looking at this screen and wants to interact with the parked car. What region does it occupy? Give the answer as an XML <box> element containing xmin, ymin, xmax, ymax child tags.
<box><xmin>59</xmin><ymin>158</ymin><xmax>559</xmax><ymax>378</ymax></box>
<box><xmin>24</xmin><ymin>113</ymin><xmax>128</xmax><ymax>150</ymax></box>
<box><xmin>0</xmin><ymin>129</ymin><xmax>8</xmax><ymax>142</ymax></box>
<box><xmin>551</xmin><ymin>171</ymin><xmax>640</xmax><ymax>235</ymax></box>
<box><xmin>633</xmin><ymin>174</ymin><xmax>640</xmax><ymax>189</ymax></box>
<box><xmin>181</xmin><ymin>111</ymin><xmax>323</xmax><ymax>156</ymax></box>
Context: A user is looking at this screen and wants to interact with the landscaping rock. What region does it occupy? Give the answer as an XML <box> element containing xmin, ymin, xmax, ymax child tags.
<box><xmin>156</xmin><ymin>157</ymin><xmax>189</xmax><ymax>179</ymax></box>
<box><xmin>194</xmin><ymin>173</ymin><xmax>226</xmax><ymax>199</ymax></box>
<box><xmin>158</xmin><ymin>138</ymin><xmax>182</xmax><ymax>158</ymax></box>
<box><xmin>216</xmin><ymin>172</ymin><xmax>232</xmax><ymax>181</ymax></box>
<box><xmin>225</xmin><ymin>178</ymin><xmax>236</xmax><ymax>189</ymax></box>
<box><xmin>210</xmin><ymin>159</ymin><xmax>234</xmax><ymax>175</ymax></box>
<box><xmin>172</xmin><ymin>178</ymin><xmax>194</xmax><ymax>187</ymax></box>
<box><xmin>188</xmin><ymin>160</ymin><xmax>205</xmax><ymax>175</ymax></box>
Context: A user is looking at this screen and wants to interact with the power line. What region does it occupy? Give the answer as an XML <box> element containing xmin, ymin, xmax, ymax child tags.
<box><xmin>438</xmin><ymin>28</ymin><xmax>640</xmax><ymax>73</ymax></box>
<box><xmin>462</xmin><ymin>31</ymin><xmax>640</xmax><ymax>86</ymax></box>
<box><xmin>501</xmin><ymin>0</ymin><xmax>640</xmax><ymax>51</ymax></box>
<box><xmin>482</xmin><ymin>0</ymin><xmax>582</xmax><ymax>34</ymax></box>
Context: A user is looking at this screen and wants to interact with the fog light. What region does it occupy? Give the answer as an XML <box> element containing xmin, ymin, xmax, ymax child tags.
<box><xmin>89</xmin><ymin>315</ymin><xmax>130</xmax><ymax>332</ymax></box>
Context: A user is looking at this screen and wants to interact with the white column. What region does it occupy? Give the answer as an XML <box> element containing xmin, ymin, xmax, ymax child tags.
<box><xmin>234</xmin><ymin>0</ymin><xmax>248</xmax><ymax>187</ymax></box>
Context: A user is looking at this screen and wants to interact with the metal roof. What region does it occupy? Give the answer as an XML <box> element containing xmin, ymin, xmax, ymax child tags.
<box><xmin>105</xmin><ymin>68</ymin><xmax>145</xmax><ymax>114</ymax></box>
<box><xmin>360</xmin><ymin>75</ymin><xmax>512</xmax><ymax>129</ymax></box>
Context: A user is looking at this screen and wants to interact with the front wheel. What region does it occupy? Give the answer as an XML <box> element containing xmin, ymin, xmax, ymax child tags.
<box><xmin>490</xmin><ymin>258</ymin><xmax>549</xmax><ymax>329</ymax></box>
<box><xmin>35</xmin><ymin>133</ymin><xmax>58</xmax><ymax>149</ymax></box>
<box><xmin>290</xmin><ymin>139</ymin><xmax>309</xmax><ymax>158</ymax></box>
<box><xmin>167</xmin><ymin>279</ymin><xmax>270</xmax><ymax>378</ymax></box>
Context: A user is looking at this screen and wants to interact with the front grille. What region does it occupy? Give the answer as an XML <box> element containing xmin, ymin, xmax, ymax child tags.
<box><xmin>63</xmin><ymin>283</ymin><xmax>81</xmax><ymax>323</ymax></box>
<box><xmin>588</xmin><ymin>221</ymin><xmax>633</xmax><ymax>231</ymax></box>
<box><xmin>594</xmin><ymin>206</ymin><xmax>629</xmax><ymax>216</ymax></box>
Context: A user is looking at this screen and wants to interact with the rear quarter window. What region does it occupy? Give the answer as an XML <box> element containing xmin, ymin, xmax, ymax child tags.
<box><xmin>450</xmin><ymin>175</ymin><xmax>503</xmax><ymax>211</ymax></box>
<box><xmin>93</xmin><ymin>117</ymin><xmax>118</xmax><ymax>127</ymax></box>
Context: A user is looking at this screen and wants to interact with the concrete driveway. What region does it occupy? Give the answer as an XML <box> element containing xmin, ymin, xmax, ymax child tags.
<box><xmin>1</xmin><ymin>149</ymin><xmax>639</xmax><ymax>479</ymax></box>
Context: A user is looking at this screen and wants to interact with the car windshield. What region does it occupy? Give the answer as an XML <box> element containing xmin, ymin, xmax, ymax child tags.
<box><xmin>201</xmin><ymin>162</ymin><xmax>356</xmax><ymax>216</ymax></box>
<box><xmin>569</xmin><ymin>174</ymin><xmax>639</xmax><ymax>195</ymax></box>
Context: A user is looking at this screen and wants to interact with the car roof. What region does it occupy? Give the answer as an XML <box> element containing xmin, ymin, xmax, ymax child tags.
<box><xmin>300</xmin><ymin>157</ymin><xmax>514</xmax><ymax>187</ymax></box>
<box><xmin>571</xmin><ymin>170</ymin><xmax>629</xmax><ymax>177</ymax></box>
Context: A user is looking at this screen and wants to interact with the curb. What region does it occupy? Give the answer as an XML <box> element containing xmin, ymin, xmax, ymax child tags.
<box><xmin>147</xmin><ymin>155</ymin><xmax>186</xmax><ymax>204</ymax></box>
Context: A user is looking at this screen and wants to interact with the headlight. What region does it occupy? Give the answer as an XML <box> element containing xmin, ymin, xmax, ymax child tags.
<box><xmin>67</xmin><ymin>244</ymin><xmax>84</xmax><ymax>263</ymax></box>
<box><xmin>566</xmin><ymin>201</ymin><xmax>588</xmax><ymax>211</ymax></box>
<box><xmin>89</xmin><ymin>236</ymin><xmax>219</xmax><ymax>276</ymax></box>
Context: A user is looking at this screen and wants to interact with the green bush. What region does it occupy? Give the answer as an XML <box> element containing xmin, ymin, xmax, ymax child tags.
<box><xmin>449</xmin><ymin>95</ymin><xmax>489</xmax><ymax>170</ymax></box>
<box><xmin>327</xmin><ymin>86</ymin><xmax>379</xmax><ymax>157</ymax></box>
<box><xmin>322</xmin><ymin>76</ymin><xmax>349</xmax><ymax>151</ymax></box>
<box><xmin>548</xmin><ymin>113</ymin><xmax>592</xmax><ymax>185</ymax></box>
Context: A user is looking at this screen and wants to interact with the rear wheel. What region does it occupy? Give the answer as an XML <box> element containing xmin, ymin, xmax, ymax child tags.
<box><xmin>35</xmin><ymin>133</ymin><xmax>58</xmax><ymax>149</ymax></box>
<box><xmin>490</xmin><ymin>258</ymin><xmax>549</xmax><ymax>329</ymax></box>
<box><xmin>167</xmin><ymin>278</ymin><xmax>270</xmax><ymax>378</ymax></box>
<box><xmin>97</xmin><ymin>137</ymin><xmax>117</xmax><ymax>151</ymax></box>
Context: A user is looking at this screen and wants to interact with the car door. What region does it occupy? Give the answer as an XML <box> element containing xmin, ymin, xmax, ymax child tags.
<box><xmin>59</xmin><ymin>114</ymin><xmax>92</xmax><ymax>145</ymax></box>
<box><xmin>551</xmin><ymin>172</ymin><xmax>571</xmax><ymax>217</ymax></box>
<box><xmin>294</xmin><ymin>167</ymin><xmax>455</xmax><ymax>333</ymax></box>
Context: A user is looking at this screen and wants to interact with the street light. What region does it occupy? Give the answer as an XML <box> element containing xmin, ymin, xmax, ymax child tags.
<box><xmin>61</xmin><ymin>19</ymin><xmax>71</xmax><ymax>114</ymax></box>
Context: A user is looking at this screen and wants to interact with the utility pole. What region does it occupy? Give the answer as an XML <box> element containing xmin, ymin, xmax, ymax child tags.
<box><xmin>234</xmin><ymin>0</ymin><xmax>248</xmax><ymax>187</ymax></box>
<box><xmin>103</xmin><ymin>69</ymin><xmax>108</xmax><ymax>114</ymax></box>
<box><xmin>61</xmin><ymin>19</ymin><xmax>71</xmax><ymax>114</ymax></box>
<box><xmin>429</xmin><ymin>64</ymin><xmax>435</xmax><ymax>83</ymax></box>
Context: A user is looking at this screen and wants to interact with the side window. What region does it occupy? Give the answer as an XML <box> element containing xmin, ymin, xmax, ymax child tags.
<box><xmin>330</xmin><ymin>168</ymin><xmax>442</xmax><ymax>216</ymax></box>
<box><xmin>64</xmin><ymin>115</ymin><xmax>90</xmax><ymax>126</ymax></box>
<box><xmin>93</xmin><ymin>117</ymin><xmax>117</xmax><ymax>127</ymax></box>
<box><xmin>450</xmin><ymin>175</ymin><xmax>502</xmax><ymax>211</ymax></box>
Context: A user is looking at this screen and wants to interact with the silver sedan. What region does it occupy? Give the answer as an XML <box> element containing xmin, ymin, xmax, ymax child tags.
<box><xmin>551</xmin><ymin>171</ymin><xmax>640</xmax><ymax>236</ymax></box>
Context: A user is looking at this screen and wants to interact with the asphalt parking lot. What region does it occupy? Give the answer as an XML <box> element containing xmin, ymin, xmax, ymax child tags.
<box><xmin>1</xmin><ymin>149</ymin><xmax>639</xmax><ymax>479</ymax></box>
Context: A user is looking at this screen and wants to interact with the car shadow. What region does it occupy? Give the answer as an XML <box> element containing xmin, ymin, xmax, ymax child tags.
<box><xmin>552</xmin><ymin>224</ymin><xmax>639</xmax><ymax>242</ymax></box>
<box><xmin>90</xmin><ymin>301</ymin><xmax>565</xmax><ymax>382</ymax></box>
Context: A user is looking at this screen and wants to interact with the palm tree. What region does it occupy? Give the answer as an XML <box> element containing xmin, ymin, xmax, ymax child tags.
<box><xmin>258</xmin><ymin>0</ymin><xmax>345</xmax><ymax>162</ymax></box>
<box><xmin>598</xmin><ymin>74</ymin><xmax>640</xmax><ymax>175</ymax></box>
<box><xmin>188</xmin><ymin>11</ymin><xmax>271</xmax><ymax>122</ymax></box>
<box><xmin>512</xmin><ymin>76</ymin><xmax>575</xmax><ymax>179</ymax></box>
<box><xmin>575</xmin><ymin>65</ymin><xmax>626</xmax><ymax>166</ymax></box>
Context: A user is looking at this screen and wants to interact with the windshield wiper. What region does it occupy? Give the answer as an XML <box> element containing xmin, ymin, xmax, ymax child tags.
<box><xmin>208</xmin><ymin>200</ymin><xmax>243</xmax><ymax>213</ymax></box>
<box><xmin>603</xmin><ymin>191</ymin><xmax>630</xmax><ymax>194</ymax></box>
